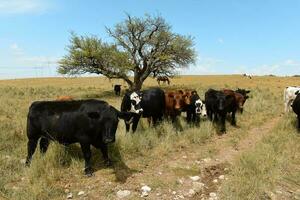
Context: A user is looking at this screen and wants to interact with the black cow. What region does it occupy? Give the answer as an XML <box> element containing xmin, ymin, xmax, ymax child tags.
<box><xmin>292</xmin><ymin>90</ymin><xmax>300</xmax><ymax>131</ymax></box>
<box><xmin>186</xmin><ymin>91</ymin><xmax>207</xmax><ymax>126</ymax></box>
<box><xmin>205</xmin><ymin>89</ymin><xmax>228</xmax><ymax>133</ymax></box>
<box><xmin>235</xmin><ymin>88</ymin><xmax>250</xmax><ymax>99</ymax></box>
<box><xmin>25</xmin><ymin>99</ymin><xmax>133</xmax><ymax>176</ymax></box>
<box><xmin>114</xmin><ymin>85</ymin><xmax>121</xmax><ymax>96</ymax></box>
<box><xmin>121</xmin><ymin>88</ymin><xmax>165</xmax><ymax>133</ymax></box>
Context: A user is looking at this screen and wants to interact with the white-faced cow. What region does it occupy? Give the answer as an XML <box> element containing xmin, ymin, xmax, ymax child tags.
<box><xmin>284</xmin><ymin>86</ymin><xmax>300</xmax><ymax>112</ymax></box>
<box><xmin>25</xmin><ymin>99</ymin><xmax>133</xmax><ymax>176</ymax></box>
<box><xmin>186</xmin><ymin>91</ymin><xmax>207</xmax><ymax>126</ymax></box>
<box><xmin>121</xmin><ymin>88</ymin><xmax>165</xmax><ymax>133</ymax></box>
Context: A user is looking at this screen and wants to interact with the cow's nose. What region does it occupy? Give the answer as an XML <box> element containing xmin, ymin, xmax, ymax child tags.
<box><xmin>104</xmin><ymin>138</ymin><xmax>114</xmax><ymax>144</ymax></box>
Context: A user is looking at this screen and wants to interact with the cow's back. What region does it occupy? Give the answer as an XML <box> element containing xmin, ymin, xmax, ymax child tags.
<box><xmin>27</xmin><ymin>100</ymin><xmax>109</xmax><ymax>143</ymax></box>
<box><xmin>141</xmin><ymin>88</ymin><xmax>165</xmax><ymax>117</ymax></box>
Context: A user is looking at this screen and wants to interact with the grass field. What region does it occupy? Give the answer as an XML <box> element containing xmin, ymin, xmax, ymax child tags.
<box><xmin>0</xmin><ymin>75</ymin><xmax>300</xmax><ymax>200</ymax></box>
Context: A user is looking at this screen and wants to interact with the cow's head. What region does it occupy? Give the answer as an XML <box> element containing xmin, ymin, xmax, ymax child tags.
<box><xmin>121</xmin><ymin>91</ymin><xmax>143</xmax><ymax>114</ymax></box>
<box><xmin>129</xmin><ymin>91</ymin><xmax>143</xmax><ymax>114</ymax></box>
<box><xmin>178</xmin><ymin>90</ymin><xmax>192</xmax><ymax>106</ymax></box>
<box><xmin>195</xmin><ymin>99</ymin><xmax>207</xmax><ymax>117</ymax></box>
<box><xmin>168</xmin><ymin>92</ymin><xmax>184</xmax><ymax>111</ymax></box>
<box><xmin>295</xmin><ymin>90</ymin><xmax>300</xmax><ymax>95</ymax></box>
<box><xmin>235</xmin><ymin>92</ymin><xmax>247</xmax><ymax>113</ymax></box>
<box><xmin>102</xmin><ymin>107</ymin><xmax>134</xmax><ymax>144</ymax></box>
<box><xmin>218</xmin><ymin>95</ymin><xmax>226</xmax><ymax>111</ymax></box>
<box><xmin>236</xmin><ymin>88</ymin><xmax>250</xmax><ymax>98</ymax></box>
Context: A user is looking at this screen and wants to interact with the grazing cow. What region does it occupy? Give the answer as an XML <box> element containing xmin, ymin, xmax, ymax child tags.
<box><xmin>114</xmin><ymin>85</ymin><xmax>121</xmax><ymax>96</ymax></box>
<box><xmin>25</xmin><ymin>99</ymin><xmax>133</xmax><ymax>176</ymax></box>
<box><xmin>284</xmin><ymin>86</ymin><xmax>300</xmax><ymax>112</ymax></box>
<box><xmin>157</xmin><ymin>76</ymin><xmax>170</xmax><ymax>85</ymax></box>
<box><xmin>121</xmin><ymin>88</ymin><xmax>164</xmax><ymax>132</ymax></box>
<box><xmin>205</xmin><ymin>89</ymin><xmax>228</xmax><ymax>133</ymax></box>
<box><xmin>223</xmin><ymin>89</ymin><xmax>247</xmax><ymax>126</ymax></box>
<box><xmin>186</xmin><ymin>90</ymin><xmax>207</xmax><ymax>126</ymax></box>
<box><xmin>56</xmin><ymin>95</ymin><xmax>74</xmax><ymax>101</ymax></box>
<box><xmin>292</xmin><ymin>90</ymin><xmax>300</xmax><ymax>131</ymax></box>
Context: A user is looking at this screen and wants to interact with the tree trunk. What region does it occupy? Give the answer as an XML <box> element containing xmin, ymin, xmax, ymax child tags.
<box><xmin>129</xmin><ymin>70</ymin><xmax>143</xmax><ymax>91</ymax></box>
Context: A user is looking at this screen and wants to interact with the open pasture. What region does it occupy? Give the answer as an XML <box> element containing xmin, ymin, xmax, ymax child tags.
<box><xmin>0</xmin><ymin>75</ymin><xmax>300</xmax><ymax>200</ymax></box>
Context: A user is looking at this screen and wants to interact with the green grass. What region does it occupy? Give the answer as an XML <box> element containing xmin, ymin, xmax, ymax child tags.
<box><xmin>220</xmin><ymin>113</ymin><xmax>300</xmax><ymax>200</ymax></box>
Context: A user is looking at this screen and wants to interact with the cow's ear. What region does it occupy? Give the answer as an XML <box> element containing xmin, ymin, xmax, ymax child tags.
<box><xmin>245</xmin><ymin>95</ymin><xmax>249</xmax><ymax>99</ymax></box>
<box><xmin>246</xmin><ymin>90</ymin><xmax>251</xmax><ymax>93</ymax></box>
<box><xmin>118</xmin><ymin>111</ymin><xmax>133</xmax><ymax>121</ymax></box>
<box><xmin>168</xmin><ymin>93</ymin><xmax>174</xmax><ymax>98</ymax></box>
<box><xmin>178</xmin><ymin>90</ymin><xmax>184</xmax><ymax>94</ymax></box>
<box><xmin>295</xmin><ymin>90</ymin><xmax>300</xmax><ymax>95</ymax></box>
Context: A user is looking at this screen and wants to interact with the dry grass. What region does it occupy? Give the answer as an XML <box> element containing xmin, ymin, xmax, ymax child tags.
<box><xmin>0</xmin><ymin>75</ymin><xmax>300</xmax><ymax>199</ymax></box>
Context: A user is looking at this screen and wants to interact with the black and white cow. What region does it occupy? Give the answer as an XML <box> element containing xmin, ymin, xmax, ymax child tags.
<box><xmin>284</xmin><ymin>86</ymin><xmax>300</xmax><ymax>112</ymax></box>
<box><xmin>292</xmin><ymin>90</ymin><xmax>300</xmax><ymax>131</ymax></box>
<box><xmin>25</xmin><ymin>99</ymin><xmax>133</xmax><ymax>176</ymax></box>
<box><xmin>186</xmin><ymin>91</ymin><xmax>207</xmax><ymax>126</ymax></box>
<box><xmin>121</xmin><ymin>88</ymin><xmax>165</xmax><ymax>133</ymax></box>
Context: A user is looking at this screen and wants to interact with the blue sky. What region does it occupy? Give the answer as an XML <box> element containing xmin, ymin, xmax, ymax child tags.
<box><xmin>0</xmin><ymin>0</ymin><xmax>300</xmax><ymax>79</ymax></box>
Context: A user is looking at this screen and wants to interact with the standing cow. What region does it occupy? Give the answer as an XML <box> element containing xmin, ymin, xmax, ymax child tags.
<box><xmin>121</xmin><ymin>88</ymin><xmax>165</xmax><ymax>133</ymax></box>
<box><xmin>205</xmin><ymin>89</ymin><xmax>228</xmax><ymax>133</ymax></box>
<box><xmin>25</xmin><ymin>99</ymin><xmax>133</xmax><ymax>176</ymax></box>
<box><xmin>185</xmin><ymin>90</ymin><xmax>207</xmax><ymax>126</ymax></box>
<box><xmin>114</xmin><ymin>85</ymin><xmax>121</xmax><ymax>96</ymax></box>
<box><xmin>292</xmin><ymin>90</ymin><xmax>300</xmax><ymax>131</ymax></box>
<box><xmin>223</xmin><ymin>89</ymin><xmax>247</xmax><ymax>125</ymax></box>
<box><xmin>284</xmin><ymin>86</ymin><xmax>300</xmax><ymax>112</ymax></box>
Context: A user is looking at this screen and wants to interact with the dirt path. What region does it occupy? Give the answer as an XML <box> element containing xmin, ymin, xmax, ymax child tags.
<box><xmin>68</xmin><ymin>116</ymin><xmax>282</xmax><ymax>200</ymax></box>
<box><xmin>210</xmin><ymin>115</ymin><xmax>281</xmax><ymax>165</ymax></box>
<box><xmin>196</xmin><ymin>116</ymin><xmax>282</xmax><ymax>199</ymax></box>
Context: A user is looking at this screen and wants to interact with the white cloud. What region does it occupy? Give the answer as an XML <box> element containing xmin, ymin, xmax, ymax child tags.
<box><xmin>182</xmin><ymin>56</ymin><xmax>222</xmax><ymax>75</ymax></box>
<box><xmin>237</xmin><ymin>59</ymin><xmax>300</xmax><ymax>76</ymax></box>
<box><xmin>8</xmin><ymin>42</ymin><xmax>59</xmax><ymax>67</ymax></box>
<box><xmin>9</xmin><ymin>43</ymin><xmax>24</xmax><ymax>56</ymax></box>
<box><xmin>0</xmin><ymin>0</ymin><xmax>50</xmax><ymax>14</ymax></box>
<box><xmin>217</xmin><ymin>38</ymin><xmax>224</xmax><ymax>44</ymax></box>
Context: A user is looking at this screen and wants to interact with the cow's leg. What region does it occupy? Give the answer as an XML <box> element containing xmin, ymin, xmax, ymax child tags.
<box><xmin>39</xmin><ymin>137</ymin><xmax>50</xmax><ymax>154</ymax></box>
<box><xmin>195</xmin><ymin>115</ymin><xmax>200</xmax><ymax>127</ymax></box>
<box><xmin>25</xmin><ymin>138</ymin><xmax>39</xmax><ymax>166</ymax></box>
<box><xmin>287</xmin><ymin>100</ymin><xmax>292</xmax><ymax>112</ymax></box>
<box><xmin>152</xmin><ymin>117</ymin><xmax>158</xmax><ymax>126</ymax></box>
<box><xmin>132</xmin><ymin>115</ymin><xmax>141</xmax><ymax>133</ymax></box>
<box><xmin>125</xmin><ymin>122</ymin><xmax>130</xmax><ymax>132</ymax></box>
<box><xmin>80</xmin><ymin>143</ymin><xmax>93</xmax><ymax>176</ymax></box>
<box><xmin>220</xmin><ymin>114</ymin><xmax>226</xmax><ymax>133</ymax></box>
<box><xmin>186</xmin><ymin>110</ymin><xmax>192</xmax><ymax>123</ymax></box>
<box><xmin>207</xmin><ymin>109</ymin><xmax>213</xmax><ymax>121</ymax></box>
<box><xmin>231</xmin><ymin>110</ymin><xmax>237</xmax><ymax>126</ymax></box>
<box><xmin>298</xmin><ymin>115</ymin><xmax>300</xmax><ymax>131</ymax></box>
<box><xmin>99</xmin><ymin>144</ymin><xmax>112</xmax><ymax>166</ymax></box>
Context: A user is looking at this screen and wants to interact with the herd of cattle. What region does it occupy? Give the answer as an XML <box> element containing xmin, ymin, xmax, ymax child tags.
<box><xmin>25</xmin><ymin>87</ymin><xmax>251</xmax><ymax>176</ymax></box>
<box><xmin>23</xmin><ymin>85</ymin><xmax>300</xmax><ymax>176</ymax></box>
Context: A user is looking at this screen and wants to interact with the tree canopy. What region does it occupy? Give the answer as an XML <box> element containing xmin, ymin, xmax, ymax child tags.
<box><xmin>59</xmin><ymin>14</ymin><xmax>196</xmax><ymax>90</ymax></box>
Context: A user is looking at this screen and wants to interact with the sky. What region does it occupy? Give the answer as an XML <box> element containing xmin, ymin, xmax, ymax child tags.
<box><xmin>0</xmin><ymin>0</ymin><xmax>300</xmax><ymax>79</ymax></box>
